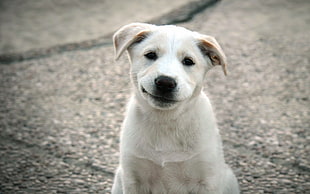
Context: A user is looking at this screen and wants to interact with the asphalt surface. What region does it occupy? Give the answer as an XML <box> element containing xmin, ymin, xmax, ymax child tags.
<box><xmin>0</xmin><ymin>0</ymin><xmax>309</xmax><ymax>193</ymax></box>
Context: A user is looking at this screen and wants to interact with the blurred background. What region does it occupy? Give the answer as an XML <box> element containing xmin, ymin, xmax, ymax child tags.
<box><xmin>0</xmin><ymin>0</ymin><xmax>309</xmax><ymax>193</ymax></box>
<box><xmin>0</xmin><ymin>0</ymin><xmax>208</xmax><ymax>55</ymax></box>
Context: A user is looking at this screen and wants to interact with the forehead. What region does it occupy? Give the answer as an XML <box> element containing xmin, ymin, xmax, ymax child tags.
<box><xmin>141</xmin><ymin>25</ymin><xmax>198</xmax><ymax>51</ymax></box>
<box><xmin>154</xmin><ymin>25</ymin><xmax>194</xmax><ymax>38</ymax></box>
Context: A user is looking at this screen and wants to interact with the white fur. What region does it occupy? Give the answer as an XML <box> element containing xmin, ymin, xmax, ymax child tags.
<box><xmin>112</xmin><ymin>23</ymin><xmax>239</xmax><ymax>194</ymax></box>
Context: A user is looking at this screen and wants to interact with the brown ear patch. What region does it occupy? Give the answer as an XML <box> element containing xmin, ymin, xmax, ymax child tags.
<box><xmin>113</xmin><ymin>23</ymin><xmax>153</xmax><ymax>60</ymax></box>
<box><xmin>209</xmin><ymin>53</ymin><xmax>220</xmax><ymax>65</ymax></box>
<box><xmin>113</xmin><ymin>30</ymin><xmax>150</xmax><ymax>60</ymax></box>
<box><xmin>200</xmin><ymin>39</ymin><xmax>217</xmax><ymax>50</ymax></box>
<box><xmin>198</xmin><ymin>38</ymin><xmax>228</xmax><ymax>76</ymax></box>
<box><xmin>131</xmin><ymin>31</ymin><xmax>150</xmax><ymax>46</ymax></box>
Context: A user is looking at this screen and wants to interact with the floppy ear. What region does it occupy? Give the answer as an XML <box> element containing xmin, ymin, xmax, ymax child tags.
<box><xmin>197</xmin><ymin>35</ymin><xmax>228</xmax><ymax>75</ymax></box>
<box><xmin>113</xmin><ymin>23</ymin><xmax>153</xmax><ymax>60</ymax></box>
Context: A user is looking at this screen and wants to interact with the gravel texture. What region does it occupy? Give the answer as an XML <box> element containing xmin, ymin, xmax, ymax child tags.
<box><xmin>0</xmin><ymin>0</ymin><xmax>309</xmax><ymax>193</ymax></box>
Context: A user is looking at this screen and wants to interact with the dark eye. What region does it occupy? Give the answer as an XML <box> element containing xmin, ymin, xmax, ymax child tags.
<box><xmin>182</xmin><ymin>57</ymin><xmax>195</xmax><ymax>66</ymax></box>
<box><xmin>144</xmin><ymin>52</ymin><xmax>157</xmax><ymax>60</ymax></box>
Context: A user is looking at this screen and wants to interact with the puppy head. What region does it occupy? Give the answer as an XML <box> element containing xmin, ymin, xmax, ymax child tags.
<box><xmin>113</xmin><ymin>23</ymin><xmax>227</xmax><ymax>110</ymax></box>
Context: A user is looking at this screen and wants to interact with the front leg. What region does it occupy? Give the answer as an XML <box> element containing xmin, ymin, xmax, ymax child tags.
<box><xmin>112</xmin><ymin>167</ymin><xmax>123</xmax><ymax>194</ymax></box>
<box><xmin>122</xmin><ymin>168</ymin><xmax>149</xmax><ymax>194</ymax></box>
<box><xmin>121</xmin><ymin>155</ymin><xmax>168</xmax><ymax>194</ymax></box>
<box><xmin>112</xmin><ymin>167</ymin><xmax>144</xmax><ymax>194</ymax></box>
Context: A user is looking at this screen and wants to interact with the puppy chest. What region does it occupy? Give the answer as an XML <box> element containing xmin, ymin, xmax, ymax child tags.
<box><xmin>131</xmin><ymin>158</ymin><xmax>214</xmax><ymax>192</ymax></box>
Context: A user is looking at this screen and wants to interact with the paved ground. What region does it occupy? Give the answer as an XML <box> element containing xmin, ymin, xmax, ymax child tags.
<box><xmin>0</xmin><ymin>0</ymin><xmax>309</xmax><ymax>193</ymax></box>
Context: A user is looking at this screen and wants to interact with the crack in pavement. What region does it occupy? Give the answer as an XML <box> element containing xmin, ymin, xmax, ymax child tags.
<box><xmin>0</xmin><ymin>0</ymin><xmax>219</xmax><ymax>65</ymax></box>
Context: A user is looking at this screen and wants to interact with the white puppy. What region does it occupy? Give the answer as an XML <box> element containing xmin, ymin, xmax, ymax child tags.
<box><xmin>112</xmin><ymin>23</ymin><xmax>239</xmax><ymax>194</ymax></box>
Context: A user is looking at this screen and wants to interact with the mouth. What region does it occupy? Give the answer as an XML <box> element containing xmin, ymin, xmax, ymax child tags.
<box><xmin>141</xmin><ymin>87</ymin><xmax>177</xmax><ymax>104</ymax></box>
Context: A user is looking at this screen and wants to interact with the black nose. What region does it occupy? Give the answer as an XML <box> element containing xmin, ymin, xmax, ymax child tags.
<box><xmin>154</xmin><ymin>76</ymin><xmax>177</xmax><ymax>92</ymax></box>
